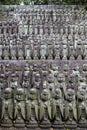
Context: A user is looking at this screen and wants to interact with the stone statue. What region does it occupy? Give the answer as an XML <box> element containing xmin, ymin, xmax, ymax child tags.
<box><xmin>78</xmin><ymin>76</ymin><xmax>86</xmax><ymax>89</ymax></box>
<box><xmin>26</xmin><ymin>88</ymin><xmax>38</xmax><ymax>128</ymax></box>
<box><xmin>10</xmin><ymin>74</ymin><xmax>18</xmax><ymax>89</ymax></box>
<box><xmin>67</xmin><ymin>42</ymin><xmax>74</xmax><ymax>60</ymax></box>
<box><xmin>54</xmin><ymin>41</ymin><xmax>60</xmax><ymax>60</ymax></box>
<box><xmin>64</xmin><ymin>89</ymin><xmax>77</xmax><ymax>128</ymax></box>
<box><xmin>77</xmin><ymin>88</ymin><xmax>87</xmax><ymax>126</ymax></box>
<box><xmin>76</xmin><ymin>40</ymin><xmax>83</xmax><ymax>60</ymax></box>
<box><xmin>10</xmin><ymin>45</ymin><xmax>17</xmax><ymax>60</ymax></box>
<box><xmin>52</xmin><ymin>88</ymin><xmax>64</xmax><ymax>129</ymax></box>
<box><xmin>3</xmin><ymin>46</ymin><xmax>9</xmax><ymax>60</ymax></box>
<box><xmin>57</xmin><ymin>73</ymin><xmax>66</xmax><ymax>98</ymax></box>
<box><xmin>25</xmin><ymin>45</ymin><xmax>31</xmax><ymax>60</ymax></box>
<box><xmin>40</xmin><ymin>44</ymin><xmax>47</xmax><ymax>60</ymax></box>
<box><xmin>18</xmin><ymin>45</ymin><xmax>24</xmax><ymax>60</ymax></box>
<box><xmin>39</xmin><ymin>89</ymin><xmax>51</xmax><ymax>129</ymax></box>
<box><xmin>1</xmin><ymin>87</ymin><xmax>13</xmax><ymax>127</ymax></box>
<box><xmin>47</xmin><ymin>73</ymin><xmax>54</xmax><ymax>97</ymax></box>
<box><xmin>33</xmin><ymin>43</ymin><xmax>39</xmax><ymax>60</ymax></box>
<box><xmin>0</xmin><ymin>43</ymin><xmax>2</xmax><ymax>60</ymax></box>
<box><xmin>41</xmin><ymin>63</ymin><xmax>48</xmax><ymax>82</ymax></box>
<box><xmin>33</xmin><ymin>73</ymin><xmax>41</xmax><ymax>89</ymax></box>
<box><xmin>14</xmin><ymin>88</ymin><xmax>26</xmax><ymax>128</ymax></box>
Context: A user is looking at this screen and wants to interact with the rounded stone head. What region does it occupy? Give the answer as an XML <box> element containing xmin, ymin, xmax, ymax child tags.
<box><xmin>77</xmin><ymin>89</ymin><xmax>86</xmax><ymax>101</ymax></box>
<box><xmin>58</xmin><ymin>74</ymin><xmax>65</xmax><ymax>83</ymax></box>
<box><xmin>41</xmin><ymin>89</ymin><xmax>50</xmax><ymax>101</ymax></box>
<box><xmin>16</xmin><ymin>88</ymin><xmax>25</xmax><ymax>101</ymax></box>
<box><xmin>35</xmin><ymin>73</ymin><xmax>41</xmax><ymax>82</ymax></box>
<box><xmin>29</xmin><ymin>88</ymin><xmax>38</xmax><ymax>100</ymax></box>
<box><xmin>66</xmin><ymin>89</ymin><xmax>75</xmax><ymax>102</ymax></box>
<box><xmin>4</xmin><ymin>87</ymin><xmax>13</xmax><ymax>99</ymax></box>
<box><xmin>55</xmin><ymin>88</ymin><xmax>62</xmax><ymax>99</ymax></box>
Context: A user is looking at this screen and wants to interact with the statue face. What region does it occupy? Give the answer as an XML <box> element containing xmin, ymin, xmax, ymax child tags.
<box><xmin>48</xmin><ymin>74</ymin><xmax>54</xmax><ymax>83</ymax></box>
<box><xmin>35</xmin><ymin>73</ymin><xmax>41</xmax><ymax>82</ymax></box>
<box><xmin>55</xmin><ymin>89</ymin><xmax>62</xmax><ymax>99</ymax></box>
<box><xmin>41</xmin><ymin>89</ymin><xmax>50</xmax><ymax>101</ymax></box>
<box><xmin>79</xmin><ymin>76</ymin><xmax>86</xmax><ymax>83</ymax></box>
<box><xmin>66</xmin><ymin>89</ymin><xmax>75</xmax><ymax>102</ymax></box>
<box><xmin>29</xmin><ymin>88</ymin><xmax>38</xmax><ymax>100</ymax></box>
<box><xmin>58</xmin><ymin>74</ymin><xmax>65</xmax><ymax>83</ymax></box>
<box><xmin>4</xmin><ymin>88</ymin><xmax>13</xmax><ymax>99</ymax></box>
<box><xmin>16</xmin><ymin>88</ymin><xmax>25</xmax><ymax>101</ymax></box>
<box><xmin>77</xmin><ymin>89</ymin><xmax>85</xmax><ymax>101</ymax></box>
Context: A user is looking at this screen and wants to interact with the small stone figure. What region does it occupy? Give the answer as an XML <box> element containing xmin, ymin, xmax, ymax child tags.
<box><xmin>77</xmin><ymin>88</ymin><xmax>87</xmax><ymax>127</ymax></box>
<box><xmin>40</xmin><ymin>44</ymin><xmax>47</xmax><ymax>60</ymax></box>
<box><xmin>50</xmin><ymin>64</ymin><xmax>59</xmax><ymax>86</ymax></box>
<box><xmin>78</xmin><ymin>76</ymin><xmax>86</xmax><ymax>89</ymax></box>
<box><xmin>10</xmin><ymin>74</ymin><xmax>18</xmax><ymax>89</ymax></box>
<box><xmin>57</xmin><ymin>73</ymin><xmax>66</xmax><ymax>98</ymax></box>
<box><xmin>18</xmin><ymin>45</ymin><xmax>24</xmax><ymax>60</ymax></box>
<box><xmin>26</xmin><ymin>88</ymin><xmax>38</xmax><ymax>129</ymax></box>
<box><xmin>52</xmin><ymin>88</ymin><xmax>64</xmax><ymax>129</ymax></box>
<box><xmin>76</xmin><ymin>40</ymin><xmax>83</xmax><ymax>60</ymax></box>
<box><xmin>68</xmin><ymin>42</ymin><xmax>74</xmax><ymax>60</ymax></box>
<box><xmin>0</xmin><ymin>44</ymin><xmax>2</xmax><ymax>60</ymax></box>
<box><xmin>3</xmin><ymin>46</ymin><xmax>10</xmax><ymax>60</ymax></box>
<box><xmin>65</xmin><ymin>89</ymin><xmax>77</xmax><ymax>129</ymax></box>
<box><xmin>14</xmin><ymin>88</ymin><xmax>26</xmax><ymax>128</ymax></box>
<box><xmin>10</xmin><ymin>45</ymin><xmax>17</xmax><ymax>60</ymax></box>
<box><xmin>33</xmin><ymin>73</ymin><xmax>41</xmax><ymax>89</ymax></box>
<box><xmin>39</xmin><ymin>89</ymin><xmax>51</xmax><ymax>129</ymax></box>
<box><xmin>47</xmin><ymin>73</ymin><xmax>54</xmax><ymax>97</ymax></box>
<box><xmin>62</xmin><ymin>43</ymin><xmax>68</xmax><ymax>60</ymax></box>
<box><xmin>54</xmin><ymin>41</ymin><xmax>60</xmax><ymax>60</ymax></box>
<box><xmin>25</xmin><ymin>45</ymin><xmax>31</xmax><ymax>60</ymax></box>
<box><xmin>1</xmin><ymin>87</ymin><xmax>13</xmax><ymax>127</ymax></box>
<box><xmin>22</xmin><ymin>71</ymin><xmax>30</xmax><ymax>89</ymax></box>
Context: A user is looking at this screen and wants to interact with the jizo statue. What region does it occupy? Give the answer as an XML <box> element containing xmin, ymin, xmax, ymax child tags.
<box><xmin>39</xmin><ymin>89</ymin><xmax>51</xmax><ymax>128</ymax></box>
<box><xmin>64</xmin><ymin>89</ymin><xmax>77</xmax><ymax>127</ymax></box>
<box><xmin>1</xmin><ymin>87</ymin><xmax>13</xmax><ymax>127</ymax></box>
<box><xmin>26</xmin><ymin>88</ymin><xmax>38</xmax><ymax>128</ymax></box>
<box><xmin>52</xmin><ymin>88</ymin><xmax>64</xmax><ymax>128</ymax></box>
<box><xmin>77</xmin><ymin>89</ymin><xmax>87</xmax><ymax>125</ymax></box>
<box><xmin>14</xmin><ymin>88</ymin><xmax>26</xmax><ymax>128</ymax></box>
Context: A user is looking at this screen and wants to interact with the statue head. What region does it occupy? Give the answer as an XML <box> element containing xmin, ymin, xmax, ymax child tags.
<box><xmin>33</xmin><ymin>64</ymin><xmax>38</xmax><ymax>71</ymax></box>
<box><xmin>35</xmin><ymin>73</ymin><xmax>41</xmax><ymax>82</ymax></box>
<box><xmin>4</xmin><ymin>87</ymin><xmax>13</xmax><ymax>99</ymax></box>
<box><xmin>57</xmin><ymin>73</ymin><xmax>65</xmax><ymax>83</ymax></box>
<box><xmin>79</xmin><ymin>84</ymin><xmax>86</xmax><ymax>90</ymax></box>
<box><xmin>63</xmin><ymin>64</ymin><xmax>69</xmax><ymax>73</ymax></box>
<box><xmin>55</xmin><ymin>88</ymin><xmax>62</xmax><ymax>99</ymax></box>
<box><xmin>66</xmin><ymin>89</ymin><xmax>75</xmax><ymax>102</ymax></box>
<box><xmin>29</xmin><ymin>88</ymin><xmax>38</xmax><ymax>100</ymax></box>
<box><xmin>43</xmin><ymin>81</ymin><xmax>47</xmax><ymax>89</ymax></box>
<box><xmin>16</xmin><ymin>88</ymin><xmax>25</xmax><ymax>101</ymax></box>
<box><xmin>41</xmin><ymin>89</ymin><xmax>50</xmax><ymax>101</ymax></box>
<box><xmin>47</xmin><ymin>73</ymin><xmax>54</xmax><ymax>83</ymax></box>
<box><xmin>83</xmin><ymin>64</ymin><xmax>87</xmax><ymax>72</ymax></box>
<box><xmin>23</xmin><ymin>72</ymin><xmax>29</xmax><ymax>81</ymax></box>
<box><xmin>78</xmin><ymin>76</ymin><xmax>86</xmax><ymax>84</ymax></box>
<box><xmin>24</xmin><ymin>63</ymin><xmax>30</xmax><ymax>72</ymax></box>
<box><xmin>77</xmin><ymin>89</ymin><xmax>86</xmax><ymax>101</ymax></box>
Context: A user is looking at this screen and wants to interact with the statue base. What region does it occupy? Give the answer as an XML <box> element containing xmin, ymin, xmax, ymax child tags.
<box><xmin>26</xmin><ymin>120</ymin><xmax>38</xmax><ymax>128</ymax></box>
<box><xmin>14</xmin><ymin>119</ymin><xmax>25</xmax><ymax>128</ymax></box>
<box><xmin>1</xmin><ymin>123</ymin><xmax>13</xmax><ymax>127</ymax></box>
<box><xmin>52</xmin><ymin>120</ymin><xmax>64</xmax><ymax>129</ymax></box>
<box><xmin>65</xmin><ymin>123</ymin><xmax>77</xmax><ymax>130</ymax></box>
<box><xmin>40</xmin><ymin>120</ymin><xmax>51</xmax><ymax>129</ymax></box>
<box><xmin>78</xmin><ymin>123</ymin><xmax>87</xmax><ymax>128</ymax></box>
<box><xmin>0</xmin><ymin>127</ymin><xmax>14</xmax><ymax>130</ymax></box>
